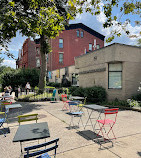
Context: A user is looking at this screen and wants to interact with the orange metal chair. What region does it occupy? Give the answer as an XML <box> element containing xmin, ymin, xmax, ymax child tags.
<box><xmin>61</xmin><ymin>94</ymin><xmax>69</xmax><ymax>110</ymax></box>
<box><xmin>97</xmin><ymin>108</ymin><xmax>119</xmax><ymax>140</ymax></box>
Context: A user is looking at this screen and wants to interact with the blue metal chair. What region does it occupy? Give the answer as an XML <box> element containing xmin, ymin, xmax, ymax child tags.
<box><xmin>0</xmin><ymin>112</ymin><xmax>8</xmax><ymax>137</ymax></box>
<box><xmin>24</xmin><ymin>138</ymin><xmax>59</xmax><ymax>158</ymax></box>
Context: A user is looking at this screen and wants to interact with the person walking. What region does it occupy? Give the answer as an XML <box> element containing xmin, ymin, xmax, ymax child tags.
<box><xmin>25</xmin><ymin>82</ymin><xmax>31</xmax><ymax>95</ymax></box>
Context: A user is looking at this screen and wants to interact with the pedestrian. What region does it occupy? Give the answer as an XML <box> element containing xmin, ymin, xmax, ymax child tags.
<box><xmin>25</xmin><ymin>82</ymin><xmax>31</xmax><ymax>94</ymax></box>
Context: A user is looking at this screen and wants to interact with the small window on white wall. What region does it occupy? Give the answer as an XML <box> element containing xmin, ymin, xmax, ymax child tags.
<box><xmin>108</xmin><ymin>63</ymin><xmax>122</xmax><ymax>89</ymax></box>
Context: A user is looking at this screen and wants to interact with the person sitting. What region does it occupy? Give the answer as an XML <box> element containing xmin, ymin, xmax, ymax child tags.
<box><xmin>1</xmin><ymin>87</ymin><xmax>10</xmax><ymax>100</ymax></box>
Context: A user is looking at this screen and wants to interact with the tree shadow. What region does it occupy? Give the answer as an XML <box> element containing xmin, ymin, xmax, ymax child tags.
<box><xmin>5</xmin><ymin>101</ymin><xmax>46</xmax><ymax>124</ymax></box>
<box><xmin>137</xmin><ymin>152</ymin><xmax>141</xmax><ymax>157</ymax></box>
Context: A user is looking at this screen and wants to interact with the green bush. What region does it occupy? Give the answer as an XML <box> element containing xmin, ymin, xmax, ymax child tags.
<box><xmin>1</xmin><ymin>68</ymin><xmax>40</xmax><ymax>90</ymax></box>
<box><xmin>47</xmin><ymin>82</ymin><xmax>61</xmax><ymax>88</ymax></box>
<box><xmin>69</xmin><ymin>86</ymin><xmax>79</xmax><ymax>94</ymax></box>
<box><xmin>69</xmin><ymin>86</ymin><xmax>107</xmax><ymax>103</ymax></box>
<box><xmin>132</xmin><ymin>93</ymin><xmax>141</xmax><ymax>101</ymax></box>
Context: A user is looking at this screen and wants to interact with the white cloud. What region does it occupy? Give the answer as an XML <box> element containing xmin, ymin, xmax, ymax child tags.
<box><xmin>2</xmin><ymin>60</ymin><xmax>16</xmax><ymax>69</ymax></box>
<box><xmin>96</xmin><ymin>2</ymin><xmax>107</xmax><ymax>23</ymax></box>
<box><xmin>8</xmin><ymin>32</ymin><xmax>27</xmax><ymax>52</ymax></box>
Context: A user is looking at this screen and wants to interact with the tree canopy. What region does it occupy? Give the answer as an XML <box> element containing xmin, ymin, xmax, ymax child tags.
<box><xmin>0</xmin><ymin>0</ymin><xmax>140</xmax><ymax>53</ymax></box>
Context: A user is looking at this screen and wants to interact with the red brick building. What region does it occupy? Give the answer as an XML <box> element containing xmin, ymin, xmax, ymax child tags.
<box><xmin>16</xmin><ymin>23</ymin><xmax>105</xmax><ymax>85</ymax></box>
<box><xmin>48</xmin><ymin>23</ymin><xmax>104</xmax><ymax>71</ymax></box>
<box><xmin>16</xmin><ymin>38</ymin><xmax>40</xmax><ymax>69</ymax></box>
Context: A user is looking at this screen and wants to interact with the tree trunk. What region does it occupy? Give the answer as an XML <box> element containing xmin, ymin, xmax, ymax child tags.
<box><xmin>38</xmin><ymin>35</ymin><xmax>48</xmax><ymax>93</ymax></box>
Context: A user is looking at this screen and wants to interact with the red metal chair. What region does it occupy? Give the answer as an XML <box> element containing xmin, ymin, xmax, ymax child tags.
<box><xmin>61</xmin><ymin>94</ymin><xmax>69</xmax><ymax>110</ymax></box>
<box><xmin>97</xmin><ymin>108</ymin><xmax>119</xmax><ymax>140</ymax></box>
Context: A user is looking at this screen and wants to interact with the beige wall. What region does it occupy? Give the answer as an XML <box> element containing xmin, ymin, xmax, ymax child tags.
<box><xmin>75</xmin><ymin>43</ymin><xmax>141</xmax><ymax>100</ymax></box>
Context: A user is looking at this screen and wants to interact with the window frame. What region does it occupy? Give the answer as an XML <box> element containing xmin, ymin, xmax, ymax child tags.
<box><xmin>108</xmin><ymin>63</ymin><xmax>122</xmax><ymax>89</ymax></box>
<box><xmin>59</xmin><ymin>52</ymin><xmax>64</xmax><ymax>63</ymax></box>
<box><xmin>76</xmin><ymin>30</ymin><xmax>79</xmax><ymax>37</ymax></box>
<box><xmin>89</xmin><ymin>43</ymin><xmax>92</xmax><ymax>51</ymax></box>
<box><xmin>59</xmin><ymin>39</ymin><xmax>63</xmax><ymax>48</ymax></box>
<box><xmin>80</xmin><ymin>31</ymin><xmax>84</xmax><ymax>38</ymax></box>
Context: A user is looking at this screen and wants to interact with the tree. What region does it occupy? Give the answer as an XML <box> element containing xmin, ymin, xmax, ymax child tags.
<box><xmin>0</xmin><ymin>0</ymin><xmax>140</xmax><ymax>91</ymax></box>
<box><xmin>137</xmin><ymin>38</ymin><xmax>141</xmax><ymax>47</ymax></box>
<box><xmin>0</xmin><ymin>0</ymin><xmax>75</xmax><ymax>92</ymax></box>
<box><xmin>67</xmin><ymin>0</ymin><xmax>141</xmax><ymax>42</ymax></box>
<box><xmin>0</xmin><ymin>57</ymin><xmax>4</xmax><ymax>66</ymax></box>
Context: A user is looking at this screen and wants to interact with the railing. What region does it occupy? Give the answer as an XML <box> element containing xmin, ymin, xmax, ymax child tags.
<box><xmin>15</xmin><ymin>87</ymin><xmax>69</xmax><ymax>101</ymax></box>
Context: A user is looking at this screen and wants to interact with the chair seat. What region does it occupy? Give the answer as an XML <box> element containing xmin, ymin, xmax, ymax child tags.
<box><xmin>37</xmin><ymin>153</ymin><xmax>51</xmax><ymax>158</ymax></box>
<box><xmin>78</xmin><ymin>104</ymin><xmax>84</xmax><ymax>107</ymax></box>
<box><xmin>0</xmin><ymin>118</ymin><xmax>6</xmax><ymax>123</ymax></box>
<box><xmin>71</xmin><ymin>111</ymin><xmax>83</xmax><ymax>115</ymax></box>
<box><xmin>97</xmin><ymin>119</ymin><xmax>115</xmax><ymax>125</ymax></box>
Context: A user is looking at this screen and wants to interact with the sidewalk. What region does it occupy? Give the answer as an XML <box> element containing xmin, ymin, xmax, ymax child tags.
<box><xmin>0</xmin><ymin>101</ymin><xmax>141</xmax><ymax>158</ymax></box>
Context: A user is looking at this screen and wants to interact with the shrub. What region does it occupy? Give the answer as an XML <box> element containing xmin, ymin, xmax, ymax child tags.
<box><xmin>1</xmin><ymin>68</ymin><xmax>40</xmax><ymax>90</ymax></box>
<box><xmin>131</xmin><ymin>93</ymin><xmax>141</xmax><ymax>101</ymax></box>
<box><xmin>69</xmin><ymin>86</ymin><xmax>107</xmax><ymax>103</ymax></box>
<box><xmin>84</xmin><ymin>86</ymin><xmax>107</xmax><ymax>103</ymax></box>
<box><xmin>47</xmin><ymin>82</ymin><xmax>61</xmax><ymax>88</ymax></box>
<box><xmin>69</xmin><ymin>86</ymin><xmax>78</xmax><ymax>94</ymax></box>
<box><xmin>100</xmin><ymin>98</ymin><xmax>130</xmax><ymax>107</ymax></box>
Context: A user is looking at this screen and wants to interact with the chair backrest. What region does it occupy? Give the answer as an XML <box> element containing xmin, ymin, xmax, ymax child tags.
<box><xmin>104</xmin><ymin>108</ymin><xmax>119</xmax><ymax>122</ymax></box>
<box><xmin>24</xmin><ymin>138</ymin><xmax>59</xmax><ymax>158</ymax></box>
<box><xmin>0</xmin><ymin>101</ymin><xmax>12</xmax><ymax>112</ymax></box>
<box><xmin>17</xmin><ymin>113</ymin><xmax>38</xmax><ymax>125</ymax></box>
<box><xmin>0</xmin><ymin>112</ymin><xmax>7</xmax><ymax>126</ymax></box>
<box><xmin>61</xmin><ymin>94</ymin><xmax>67</xmax><ymax>102</ymax></box>
<box><xmin>52</xmin><ymin>89</ymin><xmax>57</xmax><ymax>97</ymax></box>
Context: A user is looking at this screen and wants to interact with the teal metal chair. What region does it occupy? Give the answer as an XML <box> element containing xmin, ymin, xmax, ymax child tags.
<box><xmin>51</xmin><ymin>89</ymin><xmax>56</xmax><ymax>101</ymax></box>
<box><xmin>0</xmin><ymin>112</ymin><xmax>8</xmax><ymax>137</ymax></box>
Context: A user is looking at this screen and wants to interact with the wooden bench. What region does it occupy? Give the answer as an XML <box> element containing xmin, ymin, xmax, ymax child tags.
<box><xmin>17</xmin><ymin>113</ymin><xmax>38</xmax><ymax>125</ymax></box>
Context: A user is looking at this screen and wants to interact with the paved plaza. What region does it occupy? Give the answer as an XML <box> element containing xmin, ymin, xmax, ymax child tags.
<box><xmin>0</xmin><ymin>101</ymin><xmax>141</xmax><ymax>158</ymax></box>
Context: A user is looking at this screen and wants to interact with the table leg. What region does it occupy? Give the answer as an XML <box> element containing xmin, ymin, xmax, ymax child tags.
<box><xmin>20</xmin><ymin>142</ymin><xmax>23</xmax><ymax>153</ymax></box>
<box><xmin>92</xmin><ymin>111</ymin><xmax>102</xmax><ymax>132</ymax></box>
<box><xmin>84</xmin><ymin>109</ymin><xmax>93</xmax><ymax>130</ymax></box>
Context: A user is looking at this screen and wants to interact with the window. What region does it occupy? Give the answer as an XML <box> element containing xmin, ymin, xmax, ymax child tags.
<box><xmin>59</xmin><ymin>53</ymin><xmax>63</xmax><ymax>63</ymax></box>
<box><xmin>96</xmin><ymin>44</ymin><xmax>100</xmax><ymax>49</ymax></box>
<box><xmin>36</xmin><ymin>47</ymin><xmax>40</xmax><ymax>54</ymax></box>
<box><xmin>89</xmin><ymin>43</ymin><xmax>92</xmax><ymax>51</ymax></box>
<box><xmin>108</xmin><ymin>63</ymin><xmax>122</xmax><ymax>89</ymax></box>
<box><xmin>76</xmin><ymin>30</ymin><xmax>79</xmax><ymax>37</ymax></box>
<box><xmin>59</xmin><ymin>39</ymin><xmax>63</xmax><ymax>48</ymax></box>
<box><xmin>36</xmin><ymin>58</ymin><xmax>40</xmax><ymax>67</ymax></box>
<box><xmin>81</xmin><ymin>31</ymin><xmax>83</xmax><ymax>37</ymax></box>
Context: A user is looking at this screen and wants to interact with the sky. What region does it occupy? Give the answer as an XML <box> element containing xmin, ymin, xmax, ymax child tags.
<box><xmin>1</xmin><ymin>1</ymin><xmax>141</xmax><ymax>69</ymax></box>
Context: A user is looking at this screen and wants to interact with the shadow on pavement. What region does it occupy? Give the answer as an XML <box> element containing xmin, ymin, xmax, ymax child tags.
<box><xmin>0</xmin><ymin>127</ymin><xmax>10</xmax><ymax>135</ymax></box>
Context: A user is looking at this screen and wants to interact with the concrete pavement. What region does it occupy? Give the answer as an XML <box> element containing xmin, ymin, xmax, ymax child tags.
<box><xmin>0</xmin><ymin>101</ymin><xmax>141</xmax><ymax>158</ymax></box>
